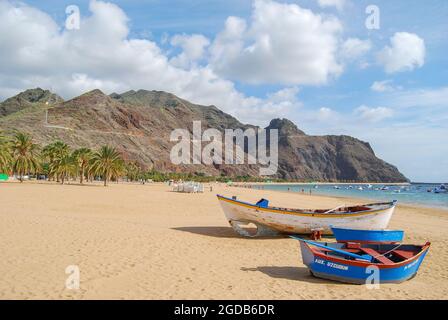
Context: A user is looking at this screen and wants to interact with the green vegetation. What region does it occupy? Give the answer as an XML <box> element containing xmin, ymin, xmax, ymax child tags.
<box><xmin>10</xmin><ymin>132</ymin><xmax>40</xmax><ymax>182</ymax></box>
<box><xmin>0</xmin><ymin>132</ymin><xmax>128</xmax><ymax>186</ymax></box>
<box><xmin>0</xmin><ymin>131</ymin><xmax>12</xmax><ymax>173</ymax></box>
<box><xmin>0</xmin><ymin>131</ymin><xmax>292</xmax><ymax>185</ymax></box>
<box><xmin>90</xmin><ymin>146</ymin><xmax>125</xmax><ymax>186</ymax></box>
<box><xmin>72</xmin><ymin>148</ymin><xmax>93</xmax><ymax>184</ymax></box>
<box><xmin>42</xmin><ymin>141</ymin><xmax>70</xmax><ymax>182</ymax></box>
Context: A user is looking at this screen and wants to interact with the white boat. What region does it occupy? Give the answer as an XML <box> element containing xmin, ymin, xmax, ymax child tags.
<box><xmin>217</xmin><ymin>195</ymin><xmax>397</xmax><ymax>237</ymax></box>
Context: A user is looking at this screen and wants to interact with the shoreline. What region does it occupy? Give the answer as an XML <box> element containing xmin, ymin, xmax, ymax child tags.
<box><xmin>232</xmin><ymin>183</ymin><xmax>447</xmax><ymax>212</ymax></box>
<box><xmin>231</xmin><ymin>185</ymin><xmax>448</xmax><ymax>212</ymax></box>
<box><xmin>238</xmin><ymin>182</ymin><xmax>412</xmax><ymax>186</ymax></box>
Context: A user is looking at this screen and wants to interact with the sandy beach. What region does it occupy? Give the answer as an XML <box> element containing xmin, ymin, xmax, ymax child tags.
<box><xmin>0</xmin><ymin>181</ymin><xmax>447</xmax><ymax>300</ymax></box>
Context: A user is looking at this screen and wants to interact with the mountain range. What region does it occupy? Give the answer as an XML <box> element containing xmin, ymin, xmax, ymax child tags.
<box><xmin>0</xmin><ymin>88</ymin><xmax>408</xmax><ymax>182</ymax></box>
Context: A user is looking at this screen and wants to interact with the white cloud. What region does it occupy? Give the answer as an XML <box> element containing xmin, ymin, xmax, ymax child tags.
<box><xmin>169</xmin><ymin>34</ymin><xmax>210</xmax><ymax>69</ymax></box>
<box><xmin>317</xmin><ymin>107</ymin><xmax>339</xmax><ymax>121</ymax></box>
<box><xmin>341</xmin><ymin>38</ymin><xmax>371</xmax><ymax>60</ymax></box>
<box><xmin>235</xmin><ymin>87</ymin><xmax>302</xmax><ymax>125</ymax></box>
<box><xmin>377</xmin><ymin>32</ymin><xmax>426</xmax><ymax>73</ymax></box>
<box><xmin>0</xmin><ymin>0</ymin><xmax>296</xmax><ymax>126</ymax></box>
<box><xmin>267</xmin><ymin>87</ymin><xmax>300</xmax><ymax>103</ymax></box>
<box><xmin>359</xmin><ymin>61</ymin><xmax>370</xmax><ymax>69</ymax></box>
<box><xmin>371</xmin><ymin>80</ymin><xmax>401</xmax><ymax>92</ymax></box>
<box><xmin>317</xmin><ymin>0</ymin><xmax>347</xmax><ymax>11</ymax></box>
<box><xmin>389</xmin><ymin>87</ymin><xmax>448</xmax><ymax>109</ymax></box>
<box><xmin>355</xmin><ymin>105</ymin><xmax>393</xmax><ymax>122</ymax></box>
<box><xmin>210</xmin><ymin>0</ymin><xmax>343</xmax><ymax>85</ymax></box>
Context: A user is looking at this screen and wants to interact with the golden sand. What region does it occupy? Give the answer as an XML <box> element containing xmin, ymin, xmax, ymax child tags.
<box><xmin>0</xmin><ymin>181</ymin><xmax>447</xmax><ymax>299</ymax></box>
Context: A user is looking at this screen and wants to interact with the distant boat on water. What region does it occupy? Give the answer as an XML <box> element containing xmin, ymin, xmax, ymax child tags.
<box><xmin>434</xmin><ymin>184</ymin><xmax>447</xmax><ymax>194</ymax></box>
<box><xmin>257</xmin><ymin>182</ymin><xmax>447</xmax><ymax>208</ymax></box>
<box><xmin>425</xmin><ymin>184</ymin><xmax>447</xmax><ymax>193</ymax></box>
<box><xmin>217</xmin><ymin>195</ymin><xmax>397</xmax><ymax>237</ymax></box>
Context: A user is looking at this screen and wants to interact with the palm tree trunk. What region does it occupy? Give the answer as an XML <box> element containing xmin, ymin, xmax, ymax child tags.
<box><xmin>104</xmin><ymin>177</ymin><xmax>107</xmax><ymax>187</ymax></box>
<box><xmin>80</xmin><ymin>167</ymin><xmax>84</xmax><ymax>184</ymax></box>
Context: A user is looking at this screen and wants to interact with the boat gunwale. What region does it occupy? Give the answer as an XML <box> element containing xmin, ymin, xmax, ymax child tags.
<box><xmin>217</xmin><ymin>195</ymin><xmax>397</xmax><ymax>218</ymax></box>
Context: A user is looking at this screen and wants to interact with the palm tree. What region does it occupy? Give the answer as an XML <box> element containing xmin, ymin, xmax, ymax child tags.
<box><xmin>42</xmin><ymin>141</ymin><xmax>70</xmax><ymax>182</ymax></box>
<box><xmin>42</xmin><ymin>141</ymin><xmax>70</xmax><ymax>160</ymax></box>
<box><xmin>73</xmin><ymin>148</ymin><xmax>93</xmax><ymax>184</ymax></box>
<box><xmin>90</xmin><ymin>146</ymin><xmax>124</xmax><ymax>186</ymax></box>
<box><xmin>11</xmin><ymin>132</ymin><xmax>40</xmax><ymax>182</ymax></box>
<box><xmin>125</xmin><ymin>161</ymin><xmax>141</xmax><ymax>182</ymax></box>
<box><xmin>0</xmin><ymin>132</ymin><xmax>12</xmax><ymax>174</ymax></box>
<box><xmin>53</xmin><ymin>154</ymin><xmax>76</xmax><ymax>184</ymax></box>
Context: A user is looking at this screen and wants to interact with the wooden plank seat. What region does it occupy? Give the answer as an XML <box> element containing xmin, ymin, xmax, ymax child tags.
<box><xmin>346</xmin><ymin>242</ymin><xmax>362</xmax><ymax>249</ymax></box>
<box><xmin>360</xmin><ymin>248</ymin><xmax>395</xmax><ymax>265</ymax></box>
<box><xmin>393</xmin><ymin>250</ymin><xmax>415</xmax><ymax>260</ymax></box>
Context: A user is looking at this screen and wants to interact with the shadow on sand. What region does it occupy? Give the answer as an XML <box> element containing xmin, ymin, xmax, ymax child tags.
<box><xmin>172</xmin><ymin>226</ymin><xmax>286</xmax><ymax>240</ymax></box>
<box><xmin>65</xmin><ymin>183</ymin><xmax>108</xmax><ymax>188</ymax></box>
<box><xmin>241</xmin><ymin>266</ymin><xmax>344</xmax><ymax>285</ymax></box>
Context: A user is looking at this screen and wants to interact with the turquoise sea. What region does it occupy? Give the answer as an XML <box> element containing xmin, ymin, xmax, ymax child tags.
<box><xmin>254</xmin><ymin>183</ymin><xmax>448</xmax><ymax>209</ymax></box>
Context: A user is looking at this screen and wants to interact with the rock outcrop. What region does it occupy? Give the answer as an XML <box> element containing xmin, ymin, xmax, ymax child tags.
<box><xmin>0</xmin><ymin>88</ymin><xmax>408</xmax><ymax>182</ymax></box>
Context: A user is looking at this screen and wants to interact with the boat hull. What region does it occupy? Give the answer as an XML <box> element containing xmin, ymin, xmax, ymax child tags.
<box><xmin>217</xmin><ymin>195</ymin><xmax>396</xmax><ymax>236</ymax></box>
<box><xmin>299</xmin><ymin>241</ymin><xmax>430</xmax><ymax>284</ymax></box>
<box><xmin>331</xmin><ymin>227</ymin><xmax>404</xmax><ymax>243</ymax></box>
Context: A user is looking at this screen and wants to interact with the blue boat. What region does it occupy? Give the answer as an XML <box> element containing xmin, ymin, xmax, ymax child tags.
<box><xmin>434</xmin><ymin>184</ymin><xmax>447</xmax><ymax>194</ymax></box>
<box><xmin>292</xmin><ymin>237</ymin><xmax>430</xmax><ymax>284</ymax></box>
<box><xmin>331</xmin><ymin>227</ymin><xmax>404</xmax><ymax>244</ymax></box>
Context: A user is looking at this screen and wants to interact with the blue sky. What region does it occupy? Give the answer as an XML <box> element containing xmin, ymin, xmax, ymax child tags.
<box><xmin>1</xmin><ymin>0</ymin><xmax>447</xmax><ymax>182</ymax></box>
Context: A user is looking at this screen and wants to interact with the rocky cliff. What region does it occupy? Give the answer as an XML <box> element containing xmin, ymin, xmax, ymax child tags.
<box><xmin>266</xmin><ymin>119</ymin><xmax>407</xmax><ymax>182</ymax></box>
<box><xmin>0</xmin><ymin>88</ymin><xmax>408</xmax><ymax>182</ymax></box>
<box><xmin>0</xmin><ymin>88</ymin><xmax>63</xmax><ymax>117</ymax></box>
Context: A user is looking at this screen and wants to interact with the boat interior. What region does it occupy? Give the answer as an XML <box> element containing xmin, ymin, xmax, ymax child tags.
<box><xmin>316</xmin><ymin>242</ymin><xmax>425</xmax><ymax>265</ymax></box>
<box><xmin>253</xmin><ymin>198</ymin><xmax>393</xmax><ymax>214</ymax></box>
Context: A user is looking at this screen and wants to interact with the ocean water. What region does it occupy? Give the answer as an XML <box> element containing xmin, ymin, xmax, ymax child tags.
<box><xmin>253</xmin><ymin>183</ymin><xmax>448</xmax><ymax>209</ymax></box>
